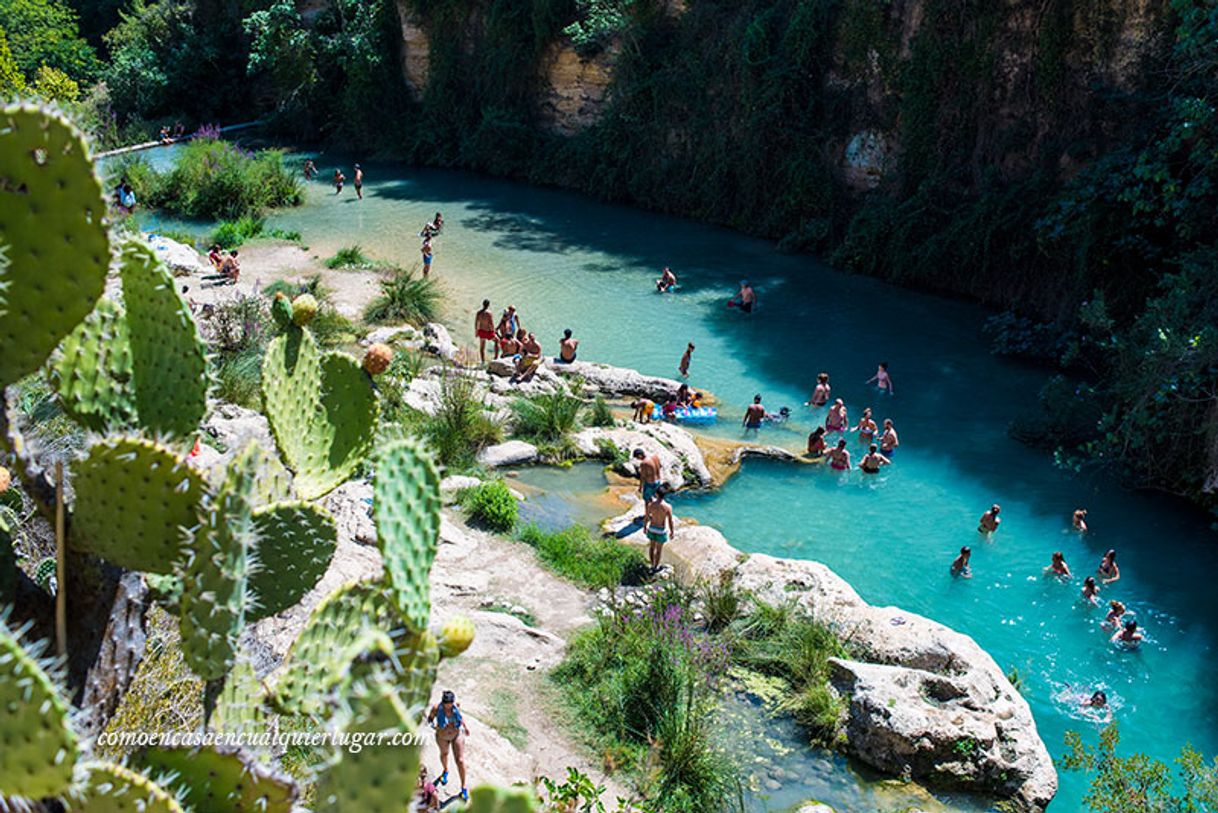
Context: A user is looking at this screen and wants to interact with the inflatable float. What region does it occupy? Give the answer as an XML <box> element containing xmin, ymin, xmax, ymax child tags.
<box><xmin>652</xmin><ymin>405</ymin><xmax>718</xmax><ymax>424</ymax></box>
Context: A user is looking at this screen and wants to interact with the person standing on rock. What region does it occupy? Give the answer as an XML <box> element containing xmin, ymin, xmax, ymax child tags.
<box><xmin>679</xmin><ymin>342</ymin><xmax>694</xmax><ymax>377</ymax></box>
<box><xmin>427</xmin><ymin>690</ymin><xmax>470</xmax><ymax>803</ymax></box>
<box><xmin>558</xmin><ymin>329</ymin><xmax>579</xmax><ymax>363</ymax></box>
<box><xmin>644</xmin><ymin>486</ymin><xmax>675</xmax><ymax>573</ymax></box>
<box><xmin>475</xmin><ymin>299</ymin><xmax>497</xmax><ymax>363</ymax></box>
<box><xmin>743</xmin><ymin>394</ymin><xmax>766</xmax><ymax>434</ymax></box>
<box><xmin>634</xmin><ymin>448</ymin><xmax>662</xmax><ymax>504</ymax></box>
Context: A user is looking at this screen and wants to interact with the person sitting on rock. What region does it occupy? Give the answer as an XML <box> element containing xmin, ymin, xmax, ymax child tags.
<box><xmin>512</xmin><ymin>332</ymin><xmax>543</xmax><ymax>382</ymax></box>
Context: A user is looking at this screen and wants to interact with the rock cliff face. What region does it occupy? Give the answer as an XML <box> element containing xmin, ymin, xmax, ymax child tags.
<box><xmin>538</xmin><ymin>42</ymin><xmax>618</xmax><ymax>135</ymax></box>
<box><xmin>394</xmin><ymin>0</ymin><xmax>430</xmax><ymax>100</ymax></box>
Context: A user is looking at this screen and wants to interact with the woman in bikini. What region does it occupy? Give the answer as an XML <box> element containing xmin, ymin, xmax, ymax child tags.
<box><xmin>825</xmin><ymin>399</ymin><xmax>848</xmax><ymax>434</ymax></box>
<box><xmin>852</xmin><ymin>407</ymin><xmax>878</xmax><ymax>444</ymax></box>
<box><xmin>427</xmin><ymin>690</ymin><xmax>470</xmax><ymax>802</ymax></box>
<box><xmin>1081</xmin><ymin>576</ymin><xmax>1100</xmax><ymax>605</ymax></box>
<box><xmin>806</xmin><ymin>426</ymin><xmax>827</xmax><ymax>458</ymax></box>
<box><xmin>1098</xmin><ymin>549</ymin><xmax>1120</xmax><ymax>585</ymax></box>
<box><xmin>827</xmin><ymin>439</ymin><xmax>851</xmax><ymax>471</ymax></box>
<box><xmin>1044</xmin><ymin>551</ymin><xmax>1072</xmax><ymax>579</ymax></box>
<box><xmin>806</xmin><ymin>372</ymin><xmax>831</xmax><ymax>407</ymax></box>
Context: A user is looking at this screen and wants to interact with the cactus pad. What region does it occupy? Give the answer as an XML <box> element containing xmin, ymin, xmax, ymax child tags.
<box><xmin>140</xmin><ymin>746</ymin><xmax>296</xmax><ymax>813</ymax></box>
<box><xmin>270</xmin><ymin>292</ymin><xmax>292</xmax><ymax>327</ymax></box>
<box><xmin>178</xmin><ymin>446</ymin><xmax>258</xmax><ymax>680</ymax></box>
<box><xmin>261</xmin><ymin>327</ymin><xmax>377</xmax><ymax>500</ymax></box>
<box><xmin>50</xmin><ymin>297</ymin><xmax>136</xmax><ymax>431</ymax></box>
<box><xmin>467</xmin><ymin>786</ymin><xmax>540</xmax><ymax>812</ymax></box>
<box><xmin>0</xmin><ymin>104</ymin><xmax>109</xmax><ymax>388</ymax></box>
<box><xmin>375</xmin><ymin>439</ymin><xmax>441</xmax><ymax>632</ymax></box>
<box><xmin>312</xmin><ymin>684</ymin><xmax>420</xmax><ymax>812</ymax></box>
<box><xmin>208</xmin><ymin>654</ymin><xmax>267</xmax><ymax>742</ymax></box>
<box><xmin>0</xmin><ymin>512</ymin><xmax>14</xmax><ymax>605</ymax></box>
<box><xmin>70</xmin><ymin>436</ymin><xmax>206</xmax><ymax>573</ymax></box>
<box><xmin>0</xmin><ymin>617</ymin><xmax>78</xmax><ymax>800</ymax></box>
<box><xmin>76</xmin><ymin>762</ymin><xmax>185</xmax><ymax>813</ymax></box>
<box><xmin>247</xmin><ymin>501</ymin><xmax>337</xmax><ymax>621</ymax></box>
<box><xmin>119</xmin><ymin>239</ymin><xmax>209</xmax><ymax>436</ymax></box>
<box><xmin>437</xmin><ymin>614</ymin><xmax>476</xmax><ymax>659</ymax></box>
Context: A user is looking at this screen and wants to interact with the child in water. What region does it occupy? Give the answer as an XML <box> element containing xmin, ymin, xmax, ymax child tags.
<box><xmin>951</xmin><ymin>546</ymin><xmax>972</xmax><ymax>578</ymax></box>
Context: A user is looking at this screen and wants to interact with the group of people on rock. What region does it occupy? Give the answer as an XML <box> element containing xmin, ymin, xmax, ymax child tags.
<box><xmin>473</xmin><ymin>299</ymin><xmax>579</xmax><ymax>382</ymax></box>
<box><xmin>203</xmin><ymin>243</ymin><xmax>240</xmax><ymax>285</ymax></box>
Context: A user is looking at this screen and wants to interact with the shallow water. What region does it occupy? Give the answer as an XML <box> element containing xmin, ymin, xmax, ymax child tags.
<box><xmin>125</xmin><ymin>144</ymin><xmax>1218</xmax><ymax>810</ymax></box>
<box><xmin>511</xmin><ymin>463</ymin><xmax>615</xmax><ymax>531</ymax></box>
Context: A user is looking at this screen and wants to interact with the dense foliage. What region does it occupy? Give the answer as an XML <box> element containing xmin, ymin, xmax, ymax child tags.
<box><xmin>461</xmin><ymin>480</ymin><xmax>519</xmax><ymax>532</ymax></box>
<box><xmin>1063</xmin><ymin>724</ymin><xmax>1218</xmax><ymax>812</ymax></box>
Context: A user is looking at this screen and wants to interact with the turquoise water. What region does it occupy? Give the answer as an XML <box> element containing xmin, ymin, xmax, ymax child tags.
<box><xmin>511</xmin><ymin>463</ymin><xmax>615</xmax><ymax>531</ymax></box>
<box><xmin>125</xmin><ymin>145</ymin><xmax>1218</xmax><ymax>809</ymax></box>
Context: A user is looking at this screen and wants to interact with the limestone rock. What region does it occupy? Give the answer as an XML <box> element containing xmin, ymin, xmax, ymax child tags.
<box><xmin>440</xmin><ymin>475</ymin><xmax>482</xmax><ymax>503</ymax></box>
<box><xmin>549</xmin><ymin>360</ymin><xmax>684</xmax><ymax>401</ymax></box>
<box><xmin>147</xmin><ymin>233</ymin><xmax>208</xmax><ymax>277</ymax></box>
<box><xmin>477</xmin><ymin>441</ymin><xmax>539</xmax><ymax>468</ymax></box>
<box><xmin>575</xmin><ymin>423</ymin><xmax>712</xmax><ymax>488</ymax></box>
<box><xmin>322</xmin><ymin>480</ymin><xmax>376</xmax><ymax>546</ymax></box>
<box><xmin>796</xmin><ymin>804</ymin><xmax>836</xmax><ymax>813</ymax></box>
<box><xmin>538</xmin><ymin>41</ymin><xmax>618</xmax><ymax>136</ymax></box>
<box><xmin>422</xmin><ymin>322</ymin><xmax>456</xmax><ymax>360</ymax></box>
<box><xmin>361</xmin><ymin>324</ymin><xmax>418</xmax><ymax>346</ymax></box>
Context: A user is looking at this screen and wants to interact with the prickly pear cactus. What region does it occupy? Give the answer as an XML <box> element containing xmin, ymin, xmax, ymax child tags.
<box><xmin>261</xmin><ymin>326</ymin><xmax>377</xmax><ymax>500</ymax></box>
<box><xmin>50</xmin><ymin>297</ymin><xmax>136</xmax><ymax>431</ymax></box>
<box><xmin>270</xmin><ymin>292</ymin><xmax>292</xmax><ymax>328</ymax></box>
<box><xmin>70</xmin><ymin>436</ymin><xmax>206</xmax><ymax>573</ymax></box>
<box><xmin>290</xmin><ymin>293</ymin><xmax>317</xmax><ymax>326</ymax></box>
<box><xmin>247</xmin><ymin>501</ymin><xmax>337</xmax><ymax>621</ymax></box>
<box><xmin>76</xmin><ymin>762</ymin><xmax>185</xmax><ymax>813</ymax></box>
<box><xmin>375</xmin><ymin>438</ymin><xmax>441</xmax><ymax>632</ymax></box>
<box><xmin>119</xmin><ymin>239</ymin><xmax>209</xmax><ymax>437</ymax></box>
<box><xmin>312</xmin><ymin>684</ymin><xmax>420</xmax><ymax>812</ymax></box>
<box><xmin>271</xmin><ymin>580</ymin><xmax>405</xmax><ymax>716</ymax></box>
<box><xmin>437</xmin><ymin>614</ymin><xmax>476</xmax><ymax>659</ymax></box>
<box><xmin>362</xmin><ymin>342</ymin><xmax>393</xmax><ymax>375</ymax></box>
<box><xmin>0</xmin><ymin>617</ymin><xmax>78</xmax><ymax>801</ymax></box>
<box><xmin>140</xmin><ymin>745</ymin><xmax>296</xmax><ymax>813</ymax></box>
<box><xmin>179</xmin><ymin>446</ymin><xmax>258</xmax><ymax>680</ymax></box>
<box><xmin>208</xmin><ymin>654</ymin><xmax>267</xmax><ymax>742</ymax></box>
<box><xmin>467</xmin><ymin>786</ymin><xmax>540</xmax><ymax>812</ymax></box>
<box><xmin>0</xmin><ymin>104</ymin><xmax>110</xmax><ymax>389</ymax></box>
<box><xmin>0</xmin><ymin>507</ymin><xmax>15</xmax><ymax>605</ymax></box>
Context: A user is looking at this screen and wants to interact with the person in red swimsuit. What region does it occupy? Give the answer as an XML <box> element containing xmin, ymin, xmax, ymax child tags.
<box><xmin>474</xmin><ymin>299</ymin><xmax>497</xmax><ymax>363</ymax></box>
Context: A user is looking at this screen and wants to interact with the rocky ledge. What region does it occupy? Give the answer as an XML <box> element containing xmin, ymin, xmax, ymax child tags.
<box><xmin>605</xmin><ymin>503</ymin><xmax>1058</xmax><ymax>811</ymax></box>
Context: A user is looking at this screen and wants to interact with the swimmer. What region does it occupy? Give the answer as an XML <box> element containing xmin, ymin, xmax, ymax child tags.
<box><xmin>631</xmin><ymin>398</ymin><xmax>654</xmax><ymax>424</ymax></box>
<box><xmin>679</xmin><ymin>343</ymin><xmax>694</xmax><ymax>377</ymax></box>
<box><xmin>1079</xmin><ymin>690</ymin><xmax>1112</xmax><ymax>722</ymax></box>
<box><xmin>1073</xmin><ymin>508</ymin><xmax>1088</xmax><ymax>532</ymax></box>
<box><xmin>879</xmin><ymin>418</ymin><xmax>899</xmax><ymax>456</ymax></box>
<box><xmin>978</xmin><ymin>504</ymin><xmax>1001</xmax><ymax>534</ymax></box>
<box><xmin>1105</xmin><ymin>600</ymin><xmax>1126</xmax><ymax>629</ymax></box>
<box><xmin>859</xmin><ymin>444</ymin><xmax>891</xmax><ymax>473</ymax></box>
<box><xmin>656</xmin><ymin>266</ymin><xmax>677</xmax><ymax>292</ymax></box>
<box><xmin>766</xmin><ymin>406</ymin><xmax>791</xmax><ymax>424</ymax></box>
<box><xmin>303</xmin><ymin>158</ymin><xmax>316</xmax><ymax>180</ymax></box>
<box><xmin>951</xmin><ymin>546</ymin><xmax>972</xmax><ymax>578</ymax></box>
<box><xmin>728</xmin><ymin>280</ymin><xmax>756</xmax><ymax>313</ymax></box>
<box><xmin>1098</xmin><ymin>549</ymin><xmax>1120</xmax><ymax>585</ymax></box>
<box><xmin>1045</xmin><ymin>550</ymin><xmax>1072</xmax><ymax>579</ymax></box>
<box><xmin>866</xmin><ymin>361</ymin><xmax>894</xmax><ymax>395</ymax></box>
<box><xmin>825</xmin><ymin>399</ymin><xmax>848</xmax><ymax>434</ymax></box>
<box><xmin>852</xmin><ymin>407</ymin><xmax>878</xmax><ymax>443</ymax></box>
<box><xmin>827</xmin><ymin>439</ymin><xmax>851</xmax><ymax>471</ymax></box>
<box><xmin>1111</xmin><ymin>618</ymin><xmax>1143</xmax><ymax>648</ymax></box>
<box><xmin>1081</xmin><ymin>576</ymin><xmax>1100</xmax><ymax>605</ymax></box>
<box><xmin>743</xmin><ymin>395</ymin><xmax>766</xmax><ymax>434</ymax></box>
<box><xmin>806</xmin><ymin>426</ymin><xmax>827</xmax><ymax>458</ymax></box>
<box><xmin>474</xmin><ymin>299</ymin><xmax>497</xmax><ymax>362</ymax></box>
<box><xmin>558</xmin><ymin>328</ymin><xmax>579</xmax><ymax>363</ymax></box>
<box><xmin>805</xmin><ymin>372</ymin><xmax>831</xmax><ymax>407</ymax></box>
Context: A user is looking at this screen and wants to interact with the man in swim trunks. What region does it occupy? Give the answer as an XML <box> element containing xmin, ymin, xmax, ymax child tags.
<box><xmin>827</xmin><ymin>439</ymin><xmax>851</xmax><ymax>471</ymax></box>
<box><xmin>333</xmin><ymin>168</ymin><xmax>344</xmax><ymax>194</ymax></box>
<box><xmin>559</xmin><ymin>329</ymin><xmax>579</xmax><ymax>363</ymax></box>
<box><xmin>220</xmin><ymin>249</ymin><xmax>240</xmax><ymax>285</ymax></box>
<box><xmin>475</xmin><ymin>299</ymin><xmax>497</xmax><ymax>363</ymax></box>
<box><xmin>679</xmin><ymin>342</ymin><xmax>694</xmax><ymax>377</ymax></box>
<box><xmin>513</xmin><ymin>333</ymin><xmax>543</xmax><ymax>382</ymax></box>
<box><xmin>732</xmin><ymin>280</ymin><xmax>756</xmax><ymax>313</ymax></box>
<box><xmin>1111</xmin><ymin>619</ymin><xmax>1143</xmax><ymax>648</ymax></box>
<box><xmin>643</xmin><ymin>486</ymin><xmax>675</xmax><ymax>573</ymax></box>
<box><xmin>634</xmin><ymin>448</ymin><xmax>662</xmax><ymax>504</ymax></box>
<box><xmin>859</xmin><ymin>444</ymin><xmax>891</xmax><ymax>473</ymax></box>
<box><xmin>656</xmin><ymin>266</ymin><xmax>677</xmax><ymax>292</ymax></box>
<box><xmin>421</xmin><ymin>235</ymin><xmax>433</xmax><ymax>277</ymax></box>
<box><xmin>979</xmin><ymin>504</ymin><xmax>1001</xmax><ymax>534</ymax></box>
<box><xmin>353</xmin><ymin>163</ymin><xmax>364</xmax><ymax>199</ymax></box>
<box><xmin>743</xmin><ymin>394</ymin><xmax>766</xmax><ymax>434</ymax></box>
<box><xmin>806</xmin><ymin>372</ymin><xmax>831</xmax><ymax>406</ymax></box>
<box><xmin>879</xmin><ymin>418</ymin><xmax>899</xmax><ymax>456</ymax></box>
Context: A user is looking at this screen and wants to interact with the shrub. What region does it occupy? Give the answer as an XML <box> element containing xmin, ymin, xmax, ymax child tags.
<box><xmin>586</xmin><ymin>394</ymin><xmax>615</xmax><ymax>427</ymax></box>
<box><xmin>511</xmin><ymin>390</ymin><xmax>583</xmax><ymax>442</ymax></box>
<box><xmin>325</xmin><ymin>244</ymin><xmax>372</xmax><ymax>269</ymax></box>
<box><xmin>1063</xmin><ymin>724</ymin><xmax>1218</xmax><ymax>812</ymax></box>
<box><xmin>211</xmin><ymin>216</ymin><xmax>265</xmax><ymax>249</ymax></box>
<box><xmin>697</xmin><ymin>570</ymin><xmax>743</xmax><ymax>633</ymax></box>
<box><xmin>213</xmin><ymin>346</ymin><xmax>264</xmax><ymax>408</ymax></box>
<box><xmin>461</xmin><ymin>480</ymin><xmax>518</xmax><ymax>532</ymax></box>
<box><xmin>131</xmin><ymin>138</ymin><xmax>303</xmax><ymax>220</ymax></box>
<box><xmin>422</xmin><ymin>369</ymin><xmax>502</xmax><ymax>469</ymax></box>
<box><xmin>363</xmin><ymin>266</ymin><xmax>441</xmax><ymax>325</ymax></box>
<box><xmin>517</xmin><ymin>524</ymin><xmax>648</xmax><ymax>589</ymax></box>
<box><xmin>204</xmin><ymin>295</ymin><xmax>272</xmax><ymax>408</ymax></box>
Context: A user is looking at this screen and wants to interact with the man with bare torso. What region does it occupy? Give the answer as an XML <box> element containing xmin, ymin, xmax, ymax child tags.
<box><xmin>475</xmin><ymin>299</ymin><xmax>496</xmax><ymax>362</ymax></box>
<box><xmin>644</xmin><ymin>487</ymin><xmax>675</xmax><ymax>573</ymax></box>
<box><xmin>558</xmin><ymin>329</ymin><xmax>579</xmax><ymax>363</ymax></box>
<box><xmin>633</xmin><ymin>447</ymin><xmax>662</xmax><ymax>505</ymax></box>
<box><xmin>743</xmin><ymin>394</ymin><xmax>766</xmax><ymax>434</ymax></box>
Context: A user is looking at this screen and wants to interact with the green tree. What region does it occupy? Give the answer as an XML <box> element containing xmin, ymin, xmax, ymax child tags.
<box><xmin>0</xmin><ymin>0</ymin><xmax>99</xmax><ymax>81</ymax></box>
<box><xmin>0</xmin><ymin>26</ymin><xmax>26</xmax><ymax>95</ymax></box>
<box><xmin>33</xmin><ymin>62</ymin><xmax>79</xmax><ymax>101</ymax></box>
<box><xmin>243</xmin><ymin>0</ymin><xmax>317</xmax><ymax>114</ymax></box>
<box><xmin>1063</xmin><ymin>725</ymin><xmax>1218</xmax><ymax>812</ymax></box>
